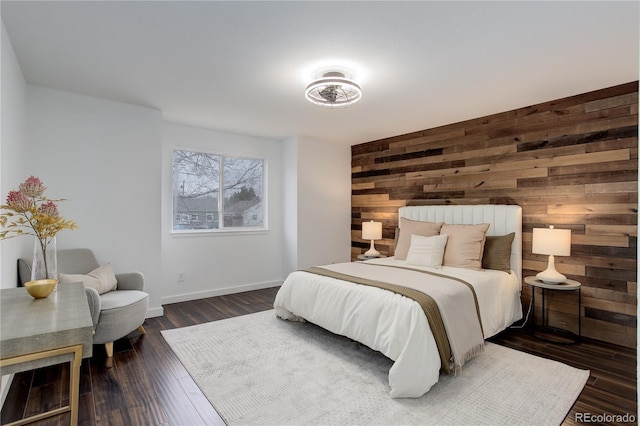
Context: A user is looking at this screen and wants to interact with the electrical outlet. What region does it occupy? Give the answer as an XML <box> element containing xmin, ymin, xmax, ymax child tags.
<box><xmin>177</xmin><ymin>272</ymin><xmax>185</xmax><ymax>282</ymax></box>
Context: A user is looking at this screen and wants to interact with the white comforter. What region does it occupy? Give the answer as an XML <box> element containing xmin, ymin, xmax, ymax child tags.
<box><xmin>273</xmin><ymin>257</ymin><xmax>522</xmax><ymax>398</ymax></box>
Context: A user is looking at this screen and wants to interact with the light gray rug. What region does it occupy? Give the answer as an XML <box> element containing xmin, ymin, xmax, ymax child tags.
<box><xmin>162</xmin><ymin>310</ymin><xmax>589</xmax><ymax>426</ymax></box>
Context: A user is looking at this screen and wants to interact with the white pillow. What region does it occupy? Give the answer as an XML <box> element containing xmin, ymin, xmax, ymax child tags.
<box><xmin>59</xmin><ymin>263</ymin><xmax>118</xmax><ymax>295</ymax></box>
<box><xmin>405</xmin><ymin>234</ymin><xmax>449</xmax><ymax>268</ymax></box>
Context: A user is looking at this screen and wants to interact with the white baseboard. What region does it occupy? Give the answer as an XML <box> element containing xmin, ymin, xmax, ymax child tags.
<box><xmin>146</xmin><ymin>306</ymin><xmax>164</xmax><ymax>318</ymax></box>
<box><xmin>162</xmin><ymin>280</ymin><xmax>282</xmax><ymax>306</ymax></box>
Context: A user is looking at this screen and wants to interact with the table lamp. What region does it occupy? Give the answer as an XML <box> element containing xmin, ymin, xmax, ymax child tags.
<box><xmin>362</xmin><ymin>220</ymin><xmax>382</xmax><ymax>257</ymax></box>
<box><xmin>532</xmin><ymin>226</ymin><xmax>571</xmax><ymax>284</ymax></box>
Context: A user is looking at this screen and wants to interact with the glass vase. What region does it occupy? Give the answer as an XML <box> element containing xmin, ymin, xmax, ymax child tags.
<box><xmin>31</xmin><ymin>236</ymin><xmax>58</xmax><ymax>282</ymax></box>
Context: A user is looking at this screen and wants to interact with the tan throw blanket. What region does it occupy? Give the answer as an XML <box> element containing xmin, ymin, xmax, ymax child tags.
<box><xmin>303</xmin><ymin>262</ymin><xmax>484</xmax><ymax>374</ymax></box>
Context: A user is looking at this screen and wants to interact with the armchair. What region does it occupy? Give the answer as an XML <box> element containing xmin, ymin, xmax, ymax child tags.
<box><xmin>18</xmin><ymin>248</ymin><xmax>149</xmax><ymax>361</ymax></box>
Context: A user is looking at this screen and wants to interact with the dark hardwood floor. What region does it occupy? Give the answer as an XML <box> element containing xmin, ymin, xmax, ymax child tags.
<box><xmin>1</xmin><ymin>286</ymin><xmax>636</xmax><ymax>426</ymax></box>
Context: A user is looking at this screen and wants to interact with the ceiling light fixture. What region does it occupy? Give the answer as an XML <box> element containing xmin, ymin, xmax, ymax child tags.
<box><xmin>305</xmin><ymin>71</ymin><xmax>362</xmax><ymax>108</ymax></box>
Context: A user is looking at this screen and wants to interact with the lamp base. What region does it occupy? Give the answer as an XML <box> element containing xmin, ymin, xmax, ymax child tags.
<box><xmin>364</xmin><ymin>240</ymin><xmax>380</xmax><ymax>257</ymax></box>
<box><xmin>536</xmin><ymin>255</ymin><xmax>567</xmax><ymax>284</ymax></box>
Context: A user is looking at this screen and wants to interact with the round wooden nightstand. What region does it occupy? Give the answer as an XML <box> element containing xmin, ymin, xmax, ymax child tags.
<box><xmin>524</xmin><ymin>276</ymin><xmax>581</xmax><ymax>343</ymax></box>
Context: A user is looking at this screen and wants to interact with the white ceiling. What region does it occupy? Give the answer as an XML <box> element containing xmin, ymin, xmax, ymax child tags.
<box><xmin>2</xmin><ymin>1</ymin><xmax>638</xmax><ymax>145</ymax></box>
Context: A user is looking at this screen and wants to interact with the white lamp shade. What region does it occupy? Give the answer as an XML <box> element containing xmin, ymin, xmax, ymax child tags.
<box><xmin>362</xmin><ymin>221</ymin><xmax>382</xmax><ymax>241</ymax></box>
<box><xmin>532</xmin><ymin>226</ymin><xmax>571</xmax><ymax>284</ymax></box>
<box><xmin>532</xmin><ymin>227</ymin><xmax>571</xmax><ymax>256</ymax></box>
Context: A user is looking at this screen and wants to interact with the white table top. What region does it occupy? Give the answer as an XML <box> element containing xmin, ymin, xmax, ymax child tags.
<box><xmin>524</xmin><ymin>276</ymin><xmax>581</xmax><ymax>290</ymax></box>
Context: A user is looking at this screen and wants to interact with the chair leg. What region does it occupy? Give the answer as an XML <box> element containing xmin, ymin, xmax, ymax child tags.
<box><xmin>105</xmin><ymin>341</ymin><xmax>114</xmax><ymax>358</ymax></box>
<box><xmin>137</xmin><ymin>325</ymin><xmax>146</xmax><ymax>335</ymax></box>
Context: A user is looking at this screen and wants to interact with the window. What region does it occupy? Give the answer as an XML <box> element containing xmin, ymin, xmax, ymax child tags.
<box><xmin>172</xmin><ymin>149</ymin><xmax>265</xmax><ymax>232</ymax></box>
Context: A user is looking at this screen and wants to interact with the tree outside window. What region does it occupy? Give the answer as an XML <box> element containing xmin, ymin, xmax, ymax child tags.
<box><xmin>172</xmin><ymin>149</ymin><xmax>265</xmax><ymax>232</ymax></box>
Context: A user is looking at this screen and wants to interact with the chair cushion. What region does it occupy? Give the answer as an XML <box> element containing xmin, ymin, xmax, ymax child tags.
<box><xmin>93</xmin><ymin>290</ymin><xmax>149</xmax><ymax>345</ymax></box>
<box><xmin>99</xmin><ymin>290</ymin><xmax>149</xmax><ymax>311</ymax></box>
<box><xmin>59</xmin><ymin>263</ymin><xmax>118</xmax><ymax>294</ymax></box>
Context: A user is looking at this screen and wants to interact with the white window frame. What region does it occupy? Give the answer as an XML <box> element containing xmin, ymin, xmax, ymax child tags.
<box><xmin>171</xmin><ymin>148</ymin><xmax>267</xmax><ymax>234</ymax></box>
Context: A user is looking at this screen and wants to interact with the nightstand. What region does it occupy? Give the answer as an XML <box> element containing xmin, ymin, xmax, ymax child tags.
<box><xmin>524</xmin><ymin>276</ymin><xmax>581</xmax><ymax>344</ymax></box>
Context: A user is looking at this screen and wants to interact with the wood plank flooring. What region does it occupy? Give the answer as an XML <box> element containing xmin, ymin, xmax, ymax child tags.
<box><xmin>1</xmin><ymin>286</ymin><xmax>636</xmax><ymax>425</ymax></box>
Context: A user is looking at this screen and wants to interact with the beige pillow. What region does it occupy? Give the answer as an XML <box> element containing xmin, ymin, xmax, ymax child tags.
<box><xmin>406</xmin><ymin>234</ymin><xmax>448</xmax><ymax>268</ymax></box>
<box><xmin>441</xmin><ymin>223</ymin><xmax>490</xmax><ymax>270</ymax></box>
<box><xmin>59</xmin><ymin>263</ymin><xmax>118</xmax><ymax>295</ymax></box>
<box><xmin>395</xmin><ymin>218</ymin><xmax>444</xmax><ymax>260</ymax></box>
<box><xmin>482</xmin><ymin>233</ymin><xmax>515</xmax><ymax>273</ymax></box>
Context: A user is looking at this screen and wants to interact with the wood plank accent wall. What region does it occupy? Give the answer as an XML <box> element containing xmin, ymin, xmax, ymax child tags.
<box><xmin>351</xmin><ymin>82</ymin><xmax>638</xmax><ymax>348</ymax></box>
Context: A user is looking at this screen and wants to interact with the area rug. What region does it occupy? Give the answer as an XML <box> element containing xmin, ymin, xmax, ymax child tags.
<box><xmin>161</xmin><ymin>310</ymin><xmax>589</xmax><ymax>426</ymax></box>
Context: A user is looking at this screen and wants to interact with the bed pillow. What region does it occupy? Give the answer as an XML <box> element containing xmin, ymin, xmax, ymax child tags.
<box><xmin>482</xmin><ymin>232</ymin><xmax>515</xmax><ymax>273</ymax></box>
<box><xmin>59</xmin><ymin>263</ymin><xmax>118</xmax><ymax>294</ymax></box>
<box><xmin>441</xmin><ymin>223</ymin><xmax>490</xmax><ymax>270</ymax></box>
<box><xmin>395</xmin><ymin>218</ymin><xmax>444</xmax><ymax>260</ymax></box>
<box><xmin>406</xmin><ymin>234</ymin><xmax>449</xmax><ymax>268</ymax></box>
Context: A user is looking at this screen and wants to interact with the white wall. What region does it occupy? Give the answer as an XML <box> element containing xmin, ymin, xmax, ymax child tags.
<box><xmin>5</xmin><ymin>82</ymin><xmax>353</xmax><ymax>313</ymax></box>
<box><xmin>0</xmin><ymin>22</ymin><xmax>30</xmax><ymax>289</ymax></box>
<box><xmin>161</xmin><ymin>122</ymin><xmax>284</xmax><ymax>303</ymax></box>
<box><xmin>296</xmin><ymin>136</ymin><xmax>352</xmax><ymax>268</ymax></box>
<box><xmin>282</xmin><ymin>136</ymin><xmax>352</xmax><ymax>273</ymax></box>
<box><xmin>25</xmin><ymin>85</ymin><xmax>164</xmax><ymax>316</ymax></box>
<box><xmin>0</xmin><ymin>19</ymin><xmax>29</xmax><ymax>411</ymax></box>
<box><xmin>160</xmin><ymin>127</ymin><xmax>352</xmax><ymax>303</ymax></box>
<box><xmin>282</xmin><ymin>137</ymin><xmax>298</xmax><ymax>275</ymax></box>
<box><xmin>1</xmin><ymin>22</ymin><xmax>352</xmax><ymax>409</ymax></box>
<box><xmin>2</xmin><ymin>35</ymin><xmax>352</xmax><ymax>317</ymax></box>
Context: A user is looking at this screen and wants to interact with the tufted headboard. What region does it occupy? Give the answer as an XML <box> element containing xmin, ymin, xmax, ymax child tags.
<box><xmin>398</xmin><ymin>204</ymin><xmax>522</xmax><ymax>286</ymax></box>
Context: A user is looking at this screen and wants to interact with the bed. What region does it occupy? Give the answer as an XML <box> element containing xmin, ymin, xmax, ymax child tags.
<box><xmin>274</xmin><ymin>204</ymin><xmax>523</xmax><ymax>398</ymax></box>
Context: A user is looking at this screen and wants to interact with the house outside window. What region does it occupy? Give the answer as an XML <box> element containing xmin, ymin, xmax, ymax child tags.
<box><xmin>172</xmin><ymin>149</ymin><xmax>265</xmax><ymax>232</ymax></box>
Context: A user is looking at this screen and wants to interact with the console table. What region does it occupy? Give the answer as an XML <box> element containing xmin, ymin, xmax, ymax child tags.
<box><xmin>1</xmin><ymin>282</ymin><xmax>93</xmax><ymax>425</ymax></box>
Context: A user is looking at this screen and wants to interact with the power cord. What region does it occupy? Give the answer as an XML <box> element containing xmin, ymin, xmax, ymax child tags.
<box><xmin>509</xmin><ymin>294</ymin><xmax>533</xmax><ymax>329</ymax></box>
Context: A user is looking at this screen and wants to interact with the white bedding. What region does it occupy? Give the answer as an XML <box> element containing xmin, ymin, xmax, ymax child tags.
<box><xmin>273</xmin><ymin>257</ymin><xmax>522</xmax><ymax>398</ymax></box>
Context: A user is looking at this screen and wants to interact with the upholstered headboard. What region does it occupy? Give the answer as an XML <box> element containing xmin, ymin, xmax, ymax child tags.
<box><xmin>398</xmin><ymin>204</ymin><xmax>523</xmax><ymax>286</ymax></box>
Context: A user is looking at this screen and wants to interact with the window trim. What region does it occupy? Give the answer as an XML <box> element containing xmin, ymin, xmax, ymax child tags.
<box><xmin>171</xmin><ymin>147</ymin><xmax>268</xmax><ymax>235</ymax></box>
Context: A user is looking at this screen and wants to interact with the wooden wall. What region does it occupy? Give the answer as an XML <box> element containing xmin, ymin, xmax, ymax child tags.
<box><xmin>351</xmin><ymin>82</ymin><xmax>638</xmax><ymax>348</ymax></box>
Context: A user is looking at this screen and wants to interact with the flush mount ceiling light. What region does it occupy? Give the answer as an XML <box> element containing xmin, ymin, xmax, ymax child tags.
<box><xmin>305</xmin><ymin>71</ymin><xmax>362</xmax><ymax>108</ymax></box>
